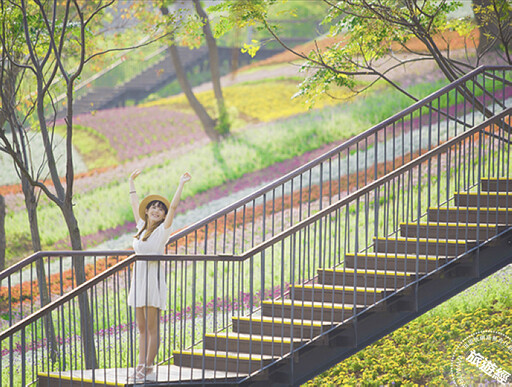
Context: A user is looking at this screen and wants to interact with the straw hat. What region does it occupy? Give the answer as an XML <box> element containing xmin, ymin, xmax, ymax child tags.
<box><xmin>139</xmin><ymin>194</ymin><xmax>170</xmax><ymax>219</ymax></box>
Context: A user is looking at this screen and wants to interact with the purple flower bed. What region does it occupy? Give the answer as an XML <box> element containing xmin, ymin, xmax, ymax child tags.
<box><xmin>74</xmin><ymin>106</ymin><xmax>205</xmax><ymax>161</ymax></box>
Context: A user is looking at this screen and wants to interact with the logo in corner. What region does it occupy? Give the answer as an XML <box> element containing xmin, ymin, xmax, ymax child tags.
<box><xmin>451</xmin><ymin>330</ymin><xmax>512</xmax><ymax>386</ymax></box>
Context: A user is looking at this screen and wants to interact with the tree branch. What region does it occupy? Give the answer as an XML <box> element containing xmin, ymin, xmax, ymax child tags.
<box><xmin>84</xmin><ymin>31</ymin><xmax>173</xmax><ymax>64</ymax></box>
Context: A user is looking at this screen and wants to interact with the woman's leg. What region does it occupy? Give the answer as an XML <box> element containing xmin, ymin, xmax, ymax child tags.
<box><xmin>135</xmin><ymin>307</ymin><xmax>147</xmax><ymax>366</ymax></box>
<box><xmin>145</xmin><ymin>306</ymin><xmax>160</xmax><ymax>367</ymax></box>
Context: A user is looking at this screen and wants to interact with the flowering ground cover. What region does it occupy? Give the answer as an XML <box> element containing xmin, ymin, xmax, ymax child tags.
<box><xmin>305</xmin><ymin>265</ymin><xmax>512</xmax><ymax>386</ymax></box>
<box><xmin>142</xmin><ymin>78</ymin><xmax>354</xmax><ymax>123</ymax></box>
<box><xmin>73</xmin><ymin>105</ymin><xmax>205</xmax><ymax>162</ymax></box>
<box><xmin>4</xmin><ymin>99</ymin><xmax>357</xmax><ymax>259</ymax></box>
<box><xmin>0</xmin><ymin>130</ymin><xmax>88</xmax><ymax>186</ymax></box>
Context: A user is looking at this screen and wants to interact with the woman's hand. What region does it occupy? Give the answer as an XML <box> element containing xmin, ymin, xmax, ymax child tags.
<box><xmin>129</xmin><ymin>170</ymin><xmax>141</xmax><ymax>222</ymax></box>
<box><xmin>180</xmin><ymin>172</ymin><xmax>191</xmax><ymax>184</ymax></box>
<box><xmin>130</xmin><ymin>169</ymin><xmax>141</xmax><ymax>181</ymax></box>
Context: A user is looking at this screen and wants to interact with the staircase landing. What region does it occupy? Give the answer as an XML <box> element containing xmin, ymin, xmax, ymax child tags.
<box><xmin>38</xmin><ymin>365</ymin><xmax>245</xmax><ymax>386</ymax></box>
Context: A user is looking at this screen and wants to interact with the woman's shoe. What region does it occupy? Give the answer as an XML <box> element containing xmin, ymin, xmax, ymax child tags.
<box><xmin>131</xmin><ymin>364</ymin><xmax>155</xmax><ymax>382</ymax></box>
<box><xmin>143</xmin><ymin>365</ymin><xmax>155</xmax><ymax>380</ymax></box>
<box><xmin>129</xmin><ymin>364</ymin><xmax>145</xmax><ymax>382</ymax></box>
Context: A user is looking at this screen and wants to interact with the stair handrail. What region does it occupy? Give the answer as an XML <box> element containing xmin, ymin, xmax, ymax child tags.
<box><xmin>0</xmin><ymin>254</ymin><xmax>133</xmax><ymax>341</ymax></box>
<box><xmin>0</xmin><ymin>249</ymin><xmax>133</xmax><ymax>334</ymax></box>
<box><xmin>0</xmin><ymin>251</ymin><xmax>244</xmax><ymax>341</ymax></box>
<box><xmin>167</xmin><ymin>65</ymin><xmax>512</xmax><ymax>253</ymax></box>
<box><xmin>235</xmin><ymin>107</ymin><xmax>512</xmax><ymax>259</ymax></box>
<box><xmin>0</xmin><ymin>249</ymin><xmax>132</xmax><ymax>282</ymax></box>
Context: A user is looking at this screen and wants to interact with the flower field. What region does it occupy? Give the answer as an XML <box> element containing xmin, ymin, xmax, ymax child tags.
<box><xmin>3</xmin><ymin>93</ymin><xmax>359</xmax><ymax>260</ymax></box>
<box><xmin>73</xmin><ymin>106</ymin><xmax>205</xmax><ymax>162</ymax></box>
<box><xmin>142</xmin><ymin>78</ymin><xmax>355</xmax><ymax>123</ymax></box>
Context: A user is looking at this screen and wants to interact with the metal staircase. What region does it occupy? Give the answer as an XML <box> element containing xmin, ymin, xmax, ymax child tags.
<box><xmin>0</xmin><ymin>66</ymin><xmax>511</xmax><ymax>386</ymax></box>
<box><xmin>172</xmin><ymin>109</ymin><xmax>512</xmax><ymax>385</ymax></box>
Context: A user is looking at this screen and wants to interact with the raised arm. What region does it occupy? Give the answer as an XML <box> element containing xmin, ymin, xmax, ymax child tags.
<box><xmin>129</xmin><ymin>169</ymin><xmax>141</xmax><ymax>224</ymax></box>
<box><xmin>164</xmin><ymin>172</ymin><xmax>191</xmax><ymax>230</ymax></box>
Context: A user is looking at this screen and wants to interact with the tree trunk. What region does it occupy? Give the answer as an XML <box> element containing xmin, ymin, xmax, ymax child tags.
<box><xmin>167</xmin><ymin>43</ymin><xmax>221</xmax><ymax>141</ymax></box>
<box><xmin>20</xmin><ymin>176</ymin><xmax>59</xmax><ymax>362</ymax></box>
<box><xmin>192</xmin><ymin>0</ymin><xmax>229</xmax><ymax>135</ymax></box>
<box><xmin>160</xmin><ymin>5</ymin><xmax>221</xmax><ymax>141</ymax></box>
<box><xmin>34</xmin><ymin>71</ymin><xmax>96</xmax><ymax>368</ymax></box>
<box><xmin>0</xmin><ymin>195</ymin><xmax>5</xmax><ymax>272</ymax></box>
<box><xmin>61</xmin><ymin>201</ymin><xmax>97</xmax><ymax>369</ymax></box>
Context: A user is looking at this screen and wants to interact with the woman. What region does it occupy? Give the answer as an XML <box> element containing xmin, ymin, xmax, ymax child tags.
<box><xmin>127</xmin><ymin>168</ymin><xmax>191</xmax><ymax>381</ymax></box>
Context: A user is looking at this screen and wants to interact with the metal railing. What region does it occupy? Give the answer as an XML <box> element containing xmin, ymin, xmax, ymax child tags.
<box><xmin>2</xmin><ymin>108</ymin><xmax>511</xmax><ymax>386</ymax></box>
<box><xmin>0</xmin><ymin>250</ymin><xmax>131</xmax><ymax>330</ymax></box>
<box><xmin>166</xmin><ymin>66</ymin><xmax>512</xmax><ymax>258</ymax></box>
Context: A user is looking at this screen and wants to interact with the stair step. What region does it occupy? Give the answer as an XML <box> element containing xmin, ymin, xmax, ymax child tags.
<box><xmin>319</xmin><ymin>267</ymin><xmax>417</xmax><ymax>287</ymax></box>
<box><xmin>232</xmin><ymin>315</ymin><xmax>335</xmax><ymax>339</ymax></box>
<box><xmin>345</xmin><ymin>252</ymin><xmax>448</xmax><ymax>271</ymax></box>
<box><xmin>428</xmin><ymin>206</ymin><xmax>512</xmax><ymax>224</ymax></box>
<box><xmin>400</xmin><ymin>222</ymin><xmax>507</xmax><ymax>241</ymax></box>
<box><xmin>455</xmin><ymin>191</ymin><xmax>512</xmax><ymax>208</ymax></box>
<box><xmin>173</xmin><ymin>349</ymin><xmax>275</xmax><ymax>374</ymax></box>
<box><xmin>204</xmin><ymin>333</ymin><xmax>304</xmax><ymax>357</ymax></box>
<box><xmin>291</xmin><ymin>284</ymin><xmax>386</xmax><ymax>305</ymax></box>
<box><xmin>373</xmin><ymin>236</ymin><xmax>476</xmax><ymax>256</ymax></box>
<box><xmin>481</xmin><ymin>177</ymin><xmax>512</xmax><ymax>192</ymax></box>
<box><xmin>261</xmin><ymin>299</ymin><xmax>359</xmax><ymax>322</ymax></box>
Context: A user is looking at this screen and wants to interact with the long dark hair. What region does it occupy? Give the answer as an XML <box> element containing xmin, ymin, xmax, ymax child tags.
<box><xmin>134</xmin><ymin>200</ymin><xmax>168</xmax><ymax>241</ymax></box>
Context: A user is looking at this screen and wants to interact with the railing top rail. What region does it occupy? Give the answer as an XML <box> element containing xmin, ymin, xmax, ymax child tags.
<box><xmin>236</xmin><ymin>107</ymin><xmax>512</xmax><ymax>259</ymax></box>
<box><xmin>0</xmin><ymin>253</ymin><xmax>136</xmax><ymax>341</ymax></box>
<box><xmin>168</xmin><ymin>65</ymin><xmax>512</xmax><ymax>244</ymax></box>
<box><xmin>0</xmin><ymin>250</ymin><xmax>133</xmax><ymax>282</ymax></box>
<box><xmin>0</xmin><ymin>252</ymin><xmax>243</xmax><ymax>340</ymax></box>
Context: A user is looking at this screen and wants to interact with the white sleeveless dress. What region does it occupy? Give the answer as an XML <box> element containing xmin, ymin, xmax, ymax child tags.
<box><xmin>127</xmin><ymin>219</ymin><xmax>171</xmax><ymax>309</ymax></box>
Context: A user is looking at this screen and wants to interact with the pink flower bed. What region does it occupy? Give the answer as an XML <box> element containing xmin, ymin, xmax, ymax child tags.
<box><xmin>74</xmin><ymin>105</ymin><xmax>205</xmax><ymax>161</ymax></box>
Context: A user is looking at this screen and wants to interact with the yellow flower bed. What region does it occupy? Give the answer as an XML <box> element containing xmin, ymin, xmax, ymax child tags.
<box><xmin>142</xmin><ymin>79</ymin><xmax>353</xmax><ymax>123</ymax></box>
<box><xmin>305</xmin><ymin>306</ymin><xmax>511</xmax><ymax>386</ymax></box>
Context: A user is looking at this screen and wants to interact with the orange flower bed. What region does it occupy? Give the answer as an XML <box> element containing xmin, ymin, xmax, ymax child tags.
<box><xmin>0</xmin><ymin>255</ymin><xmax>124</xmax><ymax>311</ymax></box>
<box><xmin>0</xmin><ymin>166</ymin><xmax>114</xmax><ymax>196</ymax></box>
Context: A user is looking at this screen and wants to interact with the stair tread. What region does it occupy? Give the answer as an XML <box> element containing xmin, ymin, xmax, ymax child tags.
<box><xmin>429</xmin><ymin>206</ymin><xmax>511</xmax><ymax>211</ymax></box>
<box><xmin>325</xmin><ymin>268</ymin><xmax>418</xmax><ymax>277</ymax></box>
<box><xmin>205</xmin><ymin>332</ymin><xmax>305</xmax><ymax>344</ymax></box>
<box><xmin>174</xmin><ymin>349</ymin><xmax>277</xmax><ymax>361</ymax></box>
<box><xmin>293</xmin><ymin>283</ymin><xmax>390</xmax><ymax>293</ymax></box>
<box><xmin>232</xmin><ymin>315</ymin><xmax>337</xmax><ymax>327</ymax></box>
<box><xmin>456</xmin><ymin>191</ymin><xmax>510</xmax><ymax>196</ymax></box>
<box><xmin>345</xmin><ymin>252</ymin><xmax>447</xmax><ymax>260</ymax></box>
<box><xmin>374</xmin><ymin>236</ymin><xmax>476</xmax><ymax>244</ymax></box>
<box><xmin>400</xmin><ymin>221</ymin><xmax>506</xmax><ymax>228</ymax></box>
<box><xmin>262</xmin><ymin>299</ymin><xmax>364</xmax><ymax>310</ymax></box>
